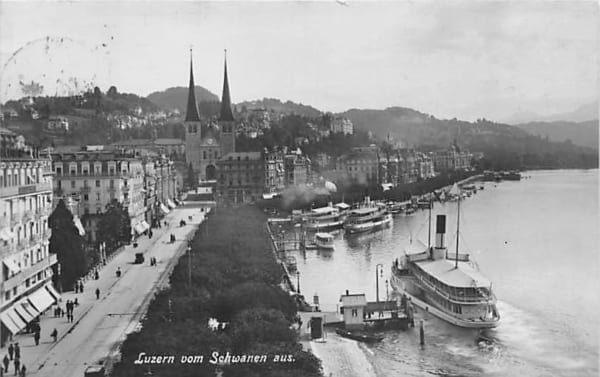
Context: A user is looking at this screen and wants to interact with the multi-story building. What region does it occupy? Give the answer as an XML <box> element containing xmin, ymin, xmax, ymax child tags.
<box><xmin>50</xmin><ymin>147</ymin><xmax>148</xmax><ymax>243</ymax></box>
<box><xmin>336</xmin><ymin>146</ymin><xmax>380</xmax><ymax>185</ymax></box>
<box><xmin>0</xmin><ymin>128</ymin><xmax>58</xmax><ymax>344</ymax></box>
<box><xmin>330</xmin><ymin>117</ymin><xmax>354</xmax><ymax>135</ymax></box>
<box><xmin>283</xmin><ymin>149</ymin><xmax>311</xmax><ymax>187</ymax></box>
<box><xmin>431</xmin><ymin>144</ymin><xmax>472</xmax><ymax>172</ymax></box>
<box><xmin>264</xmin><ymin>149</ymin><xmax>285</xmax><ymax>193</ymax></box>
<box><xmin>216</xmin><ymin>152</ymin><xmax>265</xmax><ymax>204</ymax></box>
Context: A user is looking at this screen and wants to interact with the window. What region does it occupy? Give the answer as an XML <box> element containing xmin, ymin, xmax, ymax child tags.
<box><xmin>203</xmin><ymin>151</ymin><xmax>207</xmax><ymax>159</ymax></box>
<box><xmin>71</xmin><ymin>181</ymin><xmax>76</xmax><ymax>188</ymax></box>
<box><xmin>95</xmin><ymin>180</ymin><xmax>100</xmax><ymax>187</ymax></box>
<box><xmin>56</xmin><ymin>167</ymin><xmax>62</xmax><ymax>176</ymax></box>
<box><xmin>83</xmin><ymin>194</ymin><xmax>89</xmax><ymax>201</ymax></box>
<box><xmin>109</xmin><ymin>180</ymin><xmax>114</xmax><ymax>188</ymax></box>
<box><xmin>351</xmin><ymin>309</ymin><xmax>358</xmax><ymax>317</ymax></box>
<box><xmin>96</xmin><ymin>193</ymin><xmax>101</xmax><ymax>201</ymax></box>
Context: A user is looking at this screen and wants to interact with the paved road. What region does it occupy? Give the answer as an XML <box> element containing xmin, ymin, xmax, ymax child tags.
<box><xmin>4</xmin><ymin>206</ymin><xmax>206</xmax><ymax>377</ymax></box>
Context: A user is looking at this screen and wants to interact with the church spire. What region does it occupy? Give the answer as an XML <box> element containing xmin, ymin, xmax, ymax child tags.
<box><xmin>219</xmin><ymin>49</ymin><xmax>235</xmax><ymax>122</ymax></box>
<box><xmin>185</xmin><ymin>48</ymin><xmax>201</xmax><ymax>122</ymax></box>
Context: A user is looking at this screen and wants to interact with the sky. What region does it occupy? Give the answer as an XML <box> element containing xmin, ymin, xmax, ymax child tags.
<box><xmin>0</xmin><ymin>1</ymin><xmax>597</xmax><ymax>122</ymax></box>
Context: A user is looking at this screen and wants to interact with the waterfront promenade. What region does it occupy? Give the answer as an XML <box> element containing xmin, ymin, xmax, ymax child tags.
<box><xmin>0</xmin><ymin>206</ymin><xmax>207</xmax><ymax>377</ymax></box>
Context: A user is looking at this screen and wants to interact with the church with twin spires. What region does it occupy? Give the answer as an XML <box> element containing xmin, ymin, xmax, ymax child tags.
<box><xmin>184</xmin><ymin>51</ymin><xmax>236</xmax><ymax>182</ymax></box>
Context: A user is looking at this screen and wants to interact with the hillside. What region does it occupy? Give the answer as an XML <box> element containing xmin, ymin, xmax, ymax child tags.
<box><xmin>147</xmin><ymin>86</ymin><xmax>219</xmax><ymax>112</ymax></box>
<box><xmin>341</xmin><ymin>107</ymin><xmax>597</xmax><ymax>170</ymax></box>
<box><xmin>513</xmin><ymin>120</ymin><xmax>599</xmax><ymax>150</ymax></box>
<box><xmin>237</xmin><ymin>98</ymin><xmax>322</xmax><ymax>118</ymax></box>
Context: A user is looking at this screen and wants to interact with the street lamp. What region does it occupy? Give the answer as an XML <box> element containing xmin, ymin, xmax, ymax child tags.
<box><xmin>385</xmin><ymin>279</ymin><xmax>389</xmax><ymax>302</ymax></box>
<box><xmin>375</xmin><ymin>264</ymin><xmax>383</xmax><ymax>302</ymax></box>
<box><xmin>296</xmin><ymin>271</ymin><xmax>300</xmax><ymax>295</ymax></box>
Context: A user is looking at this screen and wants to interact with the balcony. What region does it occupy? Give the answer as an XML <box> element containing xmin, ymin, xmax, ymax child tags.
<box><xmin>23</xmin><ymin>210</ymin><xmax>35</xmax><ymax>222</ymax></box>
<box><xmin>2</xmin><ymin>254</ymin><xmax>58</xmax><ymax>293</ymax></box>
<box><xmin>0</xmin><ymin>181</ymin><xmax>53</xmax><ymax>198</ymax></box>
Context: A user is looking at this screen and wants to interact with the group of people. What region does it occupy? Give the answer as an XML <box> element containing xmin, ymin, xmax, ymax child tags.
<box><xmin>2</xmin><ymin>343</ymin><xmax>26</xmax><ymax>376</ymax></box>
<box><xmin>65</xmin><ymin>300</ymin><xmax>77</xmax><ymax>323</ymax></box>
<box><xmin>73</xmin><ymin>280</ymin><xmax>85</xmax><ymax>294</ymax></box>
<box><xmin>149</xmin><ymin>257</ymin><xmax>158</xmax><ymax>266</ymax></box>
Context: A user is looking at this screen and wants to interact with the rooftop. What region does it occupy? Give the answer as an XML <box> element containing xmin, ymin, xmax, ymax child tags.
<box><xmin>415</xmin><ymin>258</ymin><xmax>491</xmax><ymax>289</ymax></box>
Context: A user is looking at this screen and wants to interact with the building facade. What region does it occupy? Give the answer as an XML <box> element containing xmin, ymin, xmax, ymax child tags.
<box><xmin>216</xmin><ymin>152</ymin><xmax>264</xmax><ymax>204</ymax></box>
<box><xmin>0</xmin><ymin>128</ymin><xmax>58</xmax><ymax>343</ymax></box>
<box><xmin>330</xmin><ymin>117</ymin><xmax>354</xmax><ymax>135</ymax></box>
<box><xmin>284</xmin><ymin>150</ymin><xmax>311</xmax><ymax>186</ymax></box>
<box><xmin>431</xmin><ymin>144</ymin><xmax>472</xmax><ymax>172</ymax></box>
<box><xmin>185</xmin><ymin>52</ymin><xmax>236</xmax><ymax>182</ymax></box>
<box><xmin>50</xmin><ymin>147</ymin><xmax>147</xmax><ymax>243</ymax></box>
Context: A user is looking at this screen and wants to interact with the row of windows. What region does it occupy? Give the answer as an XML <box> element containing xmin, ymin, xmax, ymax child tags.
<box><xmin>0</xmin><ymin>168</ymin><xmax>42</xmax><ymax>188</ymax></box>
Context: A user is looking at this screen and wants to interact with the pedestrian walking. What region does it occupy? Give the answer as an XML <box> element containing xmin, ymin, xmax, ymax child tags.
<box><xmin>13</xmin><ymin>345</ymin><xmax>19</xmax><ymax>361</ymax></box>
<box><xmin>116</xmin><ymin>267</ymin><xmax>121</xmax><ymax>278</ymax></box>
<box><xmin>19</xmin><ymin>365</ymin><xmax>25</xmax><ymax>377</ymax></box>
<box><xmin>74</xmin><ymin>298</ymin><xmax>79</xmax><ymax>306</ymax></box>
<box><xmin>95</xmin><ymin>270</ymin><xmax>99</xmax><ymax>280</ymax></box>
<box><xmin>74</xmin><ymin>282</ymin><xmax>79</xmax><ymax>293</ymax></box>
<box><xmin>51</xmin><ymin>328</ymin><xmax>57</xmax><ymax>342</ymax></box>
<box><xmin>13</xmin><ymin>358</ymin><xmax>19</xmax><ymax>376</ymax></box>
<box><xmin>95</xmin><ymin>288</ymin><xmax>100</xmax><ymax>300</ymax></box>
<box><xmin>33</xmin><ymin>331</ymin><xmax>40</xmax><ymax>346</ymax></box>
<box><xmin>79</xmin><ymin>282</ymin><xmax>84</xmax><ymax>293</ymax></box>
<box><xmin>60</xmin><ymin>306</ymin><xmax>65</xmax><ymax>318</ymax></box>
<box><xmin>3</xmin><ymin>355</ymin><xmax>9</xmax><ymax>372</ymax></box>
<box><xmin>7</xmin><ymin>345</ymin><xmax>13</xmax><ymax>361</ymax></box>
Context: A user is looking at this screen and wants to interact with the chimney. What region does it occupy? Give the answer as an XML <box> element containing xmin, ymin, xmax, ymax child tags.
<box><xmin>345</xmin><ymin>289</ymin><xmax>349</xmax><ymax>296</ymax></box>
<box><xmin>435</xmin><ymin>215</ymin><xmax>446</xmax><ymax>249</ymax></box>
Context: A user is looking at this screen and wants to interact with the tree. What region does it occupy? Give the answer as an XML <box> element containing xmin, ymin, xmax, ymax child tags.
<box><xmin>97</xmin><ymin>199</ymin><xmax>131</xmax><ymax>253</ymax></box>
<box><xmin>48</xmin><ymin>199</ymin><xmax>87</xmax><ymax>290</ymax></box>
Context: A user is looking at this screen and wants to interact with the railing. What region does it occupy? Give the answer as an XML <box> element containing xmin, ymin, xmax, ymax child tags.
<box><xmin>410</xmin><ymin>266</ymin><xmax>491</xmax><ymax>304</ymax></box>
<box><xmin>2</xmin><ymin>254</ymin><xmax>58</xmax><ymax>293</ymax></box>
<box><xmin>0</xmin><ymin>181</ymin><xmax>53</xmax><ymax>198</ymax></box>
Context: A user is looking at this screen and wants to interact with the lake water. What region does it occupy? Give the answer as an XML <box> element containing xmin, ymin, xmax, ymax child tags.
<box><xmin>287</xmin><ymin>169</ymin><xmax>599</xmax><ymax>377</ymax></box>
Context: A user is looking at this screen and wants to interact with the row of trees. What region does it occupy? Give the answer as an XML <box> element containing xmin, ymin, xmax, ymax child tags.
<box><xmin>113</xmin><ymin>206</ymin><xmax>322</xmax><ymax>377</ymax></box>
<box><xmin>48</xmin><ymin>199</ymin><xmax>131</xmax><ymax>290</ymax></box>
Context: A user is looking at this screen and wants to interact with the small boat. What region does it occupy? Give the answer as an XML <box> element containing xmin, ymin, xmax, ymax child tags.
<box><xmin>285</xmin><ymin>256</ymin><xmax>297</xmax><ymax>271</ymax></box>
<box><xmin>386</xmin><ymin>201</ymin><xmax>404</xmax><ymax>215</ymax></box>
<box><xmin>314</xmin><ymin>232</ymin><xmax>335</xmax><ymax>250</ymax></box>
<box><xmin>335</xmin><ymin>328</ymin><xmax>383</xmax><ymax>343</ymax></box>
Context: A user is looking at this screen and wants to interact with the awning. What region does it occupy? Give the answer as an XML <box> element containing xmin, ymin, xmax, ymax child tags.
<box><xmin>134</xmin><ymin>223</ymin><xmax>146</xmax><ymax>235</ymax></box>
<box><xmin>73</xmin><ymin>216</ymin><xmax>85</xmax><ymax>236</ymax></box>
<box><xmin>3</xmin><ymin>259</ymin><xmax>21</xmax><ymax>275</ymax></box>
<box><xmin>167</xmin><ymin>199</ymin><xmax>176</xmax><ymax>209</ymax></box>
<box><xmin>0</xmin><ymin>309</ymin><xmax>27</xmax><ymax>334</ymax></box>
<box><xmin>141</xmin><ymin>221</ymin><xmax>150</xmax><ymax>232</ymax></box>
<box><xmin>45</xmin><ymin>284</ymin><xmax>61</xmax><ymax>301</ymax></box>
<box><xmin>160</xmin><ymin>204</ymin><xmax>170</xmax><ymax>215</ymax></box>
<box><xmin>13</xmin><ymin>299</ymin><xmax>39</xmax><ymax>323</ymax></box>
<box><xmin>27</xmin><ymin>284</ymin><xmax>56</xmax><ymax>313</ymax></box>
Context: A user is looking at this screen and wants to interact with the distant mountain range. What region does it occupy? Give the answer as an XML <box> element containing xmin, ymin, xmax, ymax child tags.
<box><xmin>502</xmin><ymin>101</ymin><xmax>598</xmax><ymax>124</ymax></box>
<box><xmin>512</xmin><ymin>120</ymin><xmax>598</xmax><ymax>150</ymax></box>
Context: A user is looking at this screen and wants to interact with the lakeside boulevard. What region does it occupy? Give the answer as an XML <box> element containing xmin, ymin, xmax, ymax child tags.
<box><xmin>0</xmin><ymin>206</ymin><xmax>205</xmax><ymax>377</ymax></box>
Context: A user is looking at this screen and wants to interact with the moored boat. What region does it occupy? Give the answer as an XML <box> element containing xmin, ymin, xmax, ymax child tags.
<box><xmin>335</xmin><ymin>328</ymin><xmax>383</xmax><ymax>343</ymax></box>
<box><xmin>344</xmin><ymin>203</ymin><xmax>392</xmax><ymax>234</ymax></box>
<box><xmin>315</xmin><ymin>232</ymin><xmax>335</xmax><ymax>250</ymax></box>
<box><xmin>303</xmin><ymin>204</ymin><xmax>346</xmax><ymax>231</ymax></box>
<box><xmin>390</xmin><ymin>186</ymin><xmax>500</xmax><ymax>329</ymax></box>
